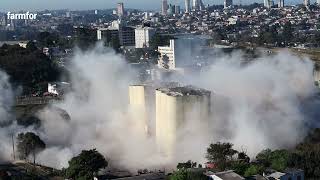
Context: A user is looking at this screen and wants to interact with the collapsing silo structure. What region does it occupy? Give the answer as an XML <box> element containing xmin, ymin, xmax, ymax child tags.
<box><xmin>128</xmin><ymin>82</ymin><xmax>181</xmax><ymax>136</ymax></box>
<box><xmin>155</xmin><ymin>86</ymin><xmax>211</xmax><ymax>157</ymax></box>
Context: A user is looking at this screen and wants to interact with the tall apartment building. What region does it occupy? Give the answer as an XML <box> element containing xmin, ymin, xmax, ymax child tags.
<box><xmin>264</xmin><ymin>0</ymin><xmax>274</xmax><ymax>8</ymax></box>
<box><xmin>97</xmin><ymin>20</ymin><xmax>135</xmax><ymax>47</ymax></box>
<box><xmin>175</xmin><ymin>5</ymin><xmax>181</xmax><ymax>14</ymax></box>
<box><xmin>135</xmin><ymin>27</ymin><xmax>156</xmax><ymax>48</ymax></box>
<box><xmin>162</xmin><ymin>0</ymin><xmax>168</xmax><ymax>15</ymax></box>
<box><xmin>117</xmin><ymin>3</ymin><xmax>125</xmax><ymax>17</ymax></box>
<box><xmin>158</xmin><ymin>39</ymin><xmax>176</xmax><ymax>69</ymax></box>
<box><xmin>192</xmin><ymin>0</ymin><xmax>204</xmax><ymax>11</ymax></box>
<box><xmin>278</xmin><ymin>0</ymin><xmax>284</xmax><ymax>8</ymax></box>
<box><xmin>158</xmin><ymin>36</ymin><xmax>206</xmax><ymax>70</ymax></box>
<box><xmin>185</xmin><ymin>0</ymin><xmax>191</xmax><ymax>13</ymax></box>
<box><xmin>119</xmin><ymin>26</ymin><xmax>135</xmax><ymax>46</ymax></box>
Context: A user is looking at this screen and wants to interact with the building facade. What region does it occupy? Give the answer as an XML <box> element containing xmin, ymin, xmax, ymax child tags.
<box><xmin>192</xmin><ymin>0</ymin><xmax>204</xmax><ymax>11</ymax></box>
<box><xmin>119</xmin><ymin>26</ymin><xmax>135</xmax><ymax>46</ymax></box>
<box><xmin>117</xmin><ymin>3</ymin><xmax>125</xmax><ymax>17</ymax></box>
<box><xmin>162</xmin><ymin>0</ymin><xmax>168</xmax><ymax>15</ymax></box>
<box><xmin>185</xmin><ymin>0</ymin><xmax>191</xmax><ymax>13</ymax></box>
<box><xmin>158</xmin><ymin>39</ymin><xmax>176</xmax><ymax>69</ymax></box>
<box><xmin>135</xmin><ymin>27</ymin><xmax>156</xmax><ymax>48</ymax></box>
<box><xmin>278</xmin><ymin>0</ymin><xmax>284</xmax><ymax>7</ymax></box>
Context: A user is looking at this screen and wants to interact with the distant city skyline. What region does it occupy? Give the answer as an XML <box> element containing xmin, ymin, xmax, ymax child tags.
<box><xmin>0</xmin><ymin>0</ymin><xmax>317</xmax><ymax>11</ymax></box>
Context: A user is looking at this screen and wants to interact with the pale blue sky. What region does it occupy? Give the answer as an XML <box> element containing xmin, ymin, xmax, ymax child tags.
<box><xmin>0</xmin><ymin>0</ymin><xmax>311</xmax><ymax>11</ymax></box>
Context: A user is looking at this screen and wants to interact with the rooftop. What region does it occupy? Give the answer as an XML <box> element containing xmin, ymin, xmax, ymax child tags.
<box><xmin>205</xmin><ymin>170</ymin><xmax>244</xmax><ymax>180</ymax></box>
<box><xmin>156</xmin><ymin>85</ymin><xmax>211</xmax><ymax>97</ymax></box>
<box><xmin>130</xmin><ymin>81</ymin><xmax>181</xmax><ymax>89</ymax></box>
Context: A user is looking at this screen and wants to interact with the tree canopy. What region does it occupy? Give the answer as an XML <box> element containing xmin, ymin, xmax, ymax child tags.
<box><xmin>0</xmin><ymin>44</ymin><xmax>60</xmax><ymax>94</ymax></box>
<box><xmin>206</xmin><ymin>142</ymin><xmax>238</xmax><ymax>171</ymax></box>
<box><xmin>65</xmin><ymin>149</ymin><xmax>108</xmax><ymax>180</ymax></box>
<box><xmin>16</xmin><ymin>132</ymin><xmax>46</xmax><ymax>163</ymax></box>
<box><xmin>169</xmin><ymin>168</ymin><xmax>207</xmax><ymax>180</ymax></box>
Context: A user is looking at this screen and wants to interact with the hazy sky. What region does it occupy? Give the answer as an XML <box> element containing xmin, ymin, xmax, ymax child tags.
<box><xmin>0</xmin><ymin>0</ymin><xmax>310</xmax><ymax>11</ymax></box>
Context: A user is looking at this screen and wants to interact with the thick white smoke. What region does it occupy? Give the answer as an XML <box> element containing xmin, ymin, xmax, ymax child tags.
<box><xmin>37</xmin><ymin>46</ymin><xmax>171</xmax><ymax>170</ymax></box>
<box><xmin>0</xmin><ymin>71</ymin><xmax>36</xmax><ymax>162</ymax></box>
<box><xmin>192</xmin><ymin>50</ymin><xmax>316</xmax><ymax>156</ymax></box>
<box><xmin>0</xmin><ymin>45</ymin><xmax>317</xmax><ymax>172</ymax></box>
<box><xmin>0</xmin><ymin>71</ymin><xmax>14</xmax><ymax>162</ymax></box>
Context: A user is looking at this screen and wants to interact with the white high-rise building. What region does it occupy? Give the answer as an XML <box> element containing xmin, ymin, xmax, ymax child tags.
<box><xmin>162</xmin><ymin>0</ymin><xmax>168</xmax><ymax>15</ymax></box>
<box><xmin>192</xmin><ymin>0</ymin><xmax>199</xmax><ymax>10</ymax></box>
<box><xmin>192</xmin><ymin>0</ymin><xmax>204</xmax><ymax>10</ymax></box>
<box><xmin>117</xmin><ymin>3</ymin><xmax>125</xmax><ymax>17</ymax></box>
<box><xmin>264</xmin><ymin>0</ymin><xmax>273</xmax><ymax>8</ymax></box>
<box><xmin>185</xmin><ymin>0</ymin><xmax>191</xmax><ymax>13</ymax></box>
<box><xmin>135</xmin><ymin>27</ymin><xmax>156</xmax><ymax>48</ymax></box>
<box><xmin>304</xmin><ymin>0</ymin><xmax>310</xmax><ymax>6</ymax></box>
<box><xmin>158</xmin><ymin>40</ymin><xmax>176</xmax><ymax>69</ymax></box>
<box><xmin>278</xmin><ymin>0</ymin><xmax>284</xmax><ymax>8</ymax></box>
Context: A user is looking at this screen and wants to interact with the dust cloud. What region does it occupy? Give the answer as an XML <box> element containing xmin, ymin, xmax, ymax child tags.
<box><xmin>0</xmin><ymin>45</ymin><xmax>318</xmax><ymax>172</ymax></box>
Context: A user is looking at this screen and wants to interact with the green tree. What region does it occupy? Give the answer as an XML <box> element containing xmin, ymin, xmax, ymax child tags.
<box><xmin>206</xmin><ymin>142</ymin><xmax>238</xmax><ymax>170</ymax></box>
<box><xmin>256</xmin><ymin>149</ymin><xmax>289</xmax><ymax>171</ymax></box>
<box><xmin>65</xmin><ymin>149</ymin><xmax>108</xmax><ymax>180</ymax></box>
<box><xmin>37</xmin><ymin>31</ymin><xmax>59</xmax><ymax>47</ymax></box>
<box><xmin>16</xmin><ymin>132</ymin><xmax>46</xmax><ymax>163</ymax></box>
<box><xmin>231</xmin><ymin>161</ymin><xmax>250</xmax><ymax>176</ymax></box>
<box><xmin>0</xmin><ymin>44</ymin><xmax>60</xmax><ymax>94</ymax></box>
<box><xmin>244</xmin><ymin>165</ymin><xmax>264</xmax><ymax>177</ymax></box>
<box><xmin>169</xmin><ymin>169</ymin><xmax>206</xmax><ymax>180</ymax></box>
<box><xmin>26</xmin><ymin>41</ymin><xmax>37</xmax><ymax>52</ymax></box>
<box><xmin>177</xmin><ymin>160</ymin><xmax>197</xmax><ymax>169</ymax></box>
<box><xmin>282</xmin><ymin>22</ymin><xmax>294</xmax><ymax>44</ymax></box>
<box><xmin>256</xmin><ymin>149</ymin><xmax>272</xmax><ymax>167</ymax></box>
<box><xmin>270</xmin><ymin>150</ymin><xmax>290</xmax><ymax>171</ymax></box>
<box><xmin>237</xmin><ymin>151</ymin><xmax>250</xmax><ymax>163</ymax></box>
<box><xmin>287</xmin><ymin>129</ymin><xmax>320</xmax><ymax>179</ymax></box>
<box><xmin>74</xmin><ymin>27</ymin><xmax>97</xmax><ymax>50</ymax></box>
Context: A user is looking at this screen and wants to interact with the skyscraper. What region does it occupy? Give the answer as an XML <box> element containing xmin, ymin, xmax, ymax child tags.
<box><xmin>192</xmin><ymin>0</ymin><xmax>199</xmax><ymax>10</ymax></box>
<box><xmin>168</xmin><ymin>4</ymin><xmax>175</xmax><ymax>15</ymax></box>
<box><xmin>224</xmin><ymin>0</ymin><xmax>233</xmax><ymax>8</ymax></box>
<box><xmin>175</xmin><ymin>5</ymin><xmax>181</xmax><ymax>14</ymax></box>
<box><xmin>264</xmin><ymin>0</ymin><xmax>273</xmax><ymax>8</ymax></box>
<box><xmin>278</xmin><ymin>0</ymin><xmax>284</xmax><ymax>8</ymax></box>
<box><xmin>192</xmin><ymin>0</ymin><xmax>204</xmax><ymax>11</ymax></box>
<box><xmin>185</xmin><ymin>0</ymin><xmax>191</xmax><ymax>13</ymax></box>
<box><xmin>117</xmin><ymin>3</ymin><xmax>124</xmax><ymax>17</ymax></box>
<box><xmin>304</xmin><ymin>0</ymin><xmax>310</xmax><ymax>6</ymax></box>
<box><xmin>162</xmin><ymin>0</ymin><xmax>168</xmax><ymax>15</ymax></box>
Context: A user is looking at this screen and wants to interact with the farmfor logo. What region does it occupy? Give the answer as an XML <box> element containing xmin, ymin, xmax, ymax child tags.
<box><xmin>7</xmin><ymin>12</ymin><xmax>37</xmax><ymax>20</ymax></box>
